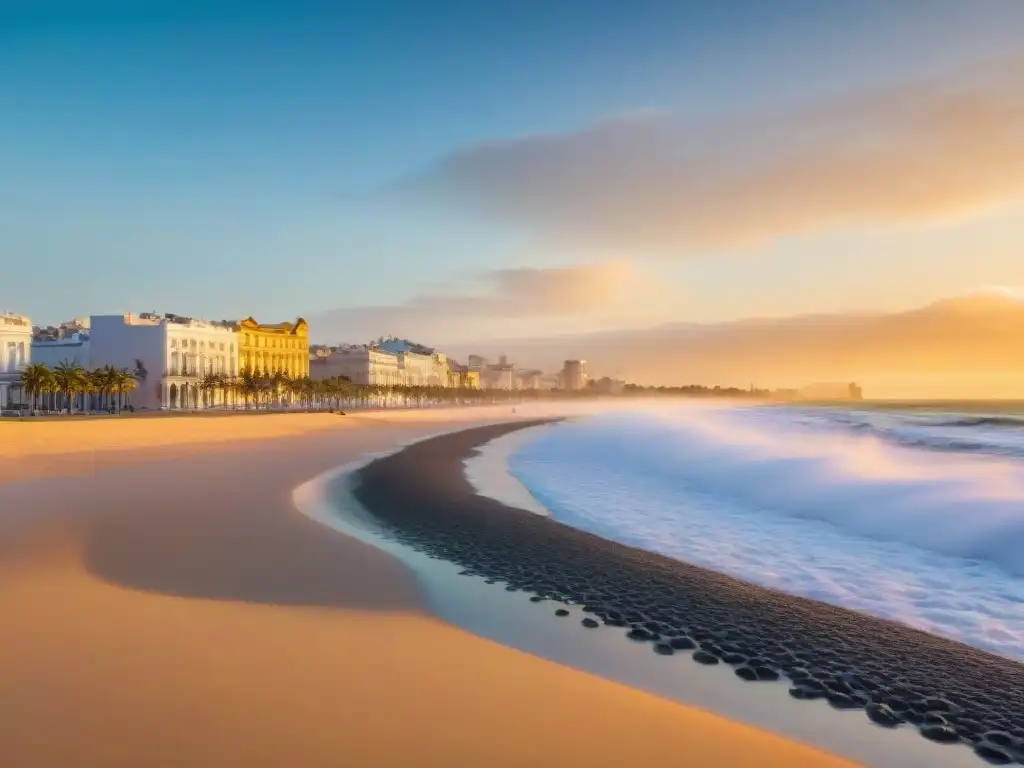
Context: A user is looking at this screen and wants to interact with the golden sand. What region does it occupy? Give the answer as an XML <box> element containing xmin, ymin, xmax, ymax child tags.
<box><xmin>0</xmin><ymin>415</ymin><xmax>859</xmax><ymax>767</ymax></box>
<box><xmin>0</xmin><ymin>411</ymin><xmax>353</xmax><ymax>458</ymax></box>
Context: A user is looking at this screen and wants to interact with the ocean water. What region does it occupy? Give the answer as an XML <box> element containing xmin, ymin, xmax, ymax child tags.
<box><xmin>507</xmin><ymin>404</ymin><xmax>1024</xmax><ymax>661</ymax></box>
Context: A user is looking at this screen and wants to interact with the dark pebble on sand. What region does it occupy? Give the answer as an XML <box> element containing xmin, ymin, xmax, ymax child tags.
<box><xmin>865</xmin><ymin>703</ymin><xmax>902</xmax><ymax>728</ymax></box>
<box><xmin>982</xmin><ymin>732</ymin><xmax>1020</xmax><ymax>750</ymax></box>
<box><xmin>827</xmin><ymin>693</ymin><xmax>861</xmax><ymax>710</ymax></box>
<box><xmin>529</xmin><ymin>595</ymin><xmax>545</xmax><ymax>602</ymax></box>
<box><xmin>790</xmin><ymin>686</ymin><xmax>823</xmax><ymax>701</ymax></box>
<box><xmin>735</xmin><ymin>666</ymin><xmax>758</xmax><ymax>681</ymax></box>
<box><xmin>974</xmin><ymin>744</ymin><xmax>1013</xmax><ymax>764</ymax></box>
<box><xmin>581</xmin><ymin>618</ymin><xmax>600</xmax><ymax>628</ymax></box>
<box><xmin>921</xmin><ymin>724</ymin><xmax>961</xmax><ymax>743</ymax></box>
<box><xmin>753</xmin><ymin>666</ymin><xmax>779</xmax><ymax>681</ymax></box>
<box><xmin>554</xmin><ymin>609</ymin><xmax>570</xmax><ymax>617</ymax></box>
<box><xmin>926</xmin><ymin>697</ymin><xmax>960</xmax><ymax>714</ymax></box>
<box><xmin>798</xmin><ymin>678</ymin><xmax>825</xmax><ymax>692</ymax></box>
<box><xmin>692</xmin><ymin>650</ymin><xmax>719</xmax><ymax>665</ymax></box>
<box><xmin>653</xmin><ymin>643</ymin><xmax>675</xmax><ymax>656</ymax></box>
<box><xmin>669</xmin><ymin>636</ymin><xmax>696</xmax><ymax>650</ymax></box>
<box><xmin>627</xmin><ymin>628</ymin><xmax>654</xmax><ymax>642</ymax></box>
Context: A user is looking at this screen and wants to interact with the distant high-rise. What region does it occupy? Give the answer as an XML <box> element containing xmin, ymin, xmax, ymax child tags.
<box><xmin>560</xmin><ymin>359</ymin><xmax>587</xmax><ymax>391</ymax></box>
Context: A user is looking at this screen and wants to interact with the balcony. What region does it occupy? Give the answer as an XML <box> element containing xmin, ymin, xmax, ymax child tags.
<box><xmin>165</xmin><ymin>368</ymin><xmax>199</xmax><ymax>378</ymax></box>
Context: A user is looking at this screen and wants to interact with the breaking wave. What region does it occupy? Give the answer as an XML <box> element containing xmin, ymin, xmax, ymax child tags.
<box><xmin>507</xmin><ymin>405</ymin><xmax>1024</xmax><ymax>660</ymax></box>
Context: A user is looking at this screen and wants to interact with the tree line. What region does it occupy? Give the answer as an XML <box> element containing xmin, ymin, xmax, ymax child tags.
<box><xmin>11</xmin><ymin>361</ymin><xmax>770</xmax><ymax>416</ymax></box>
<box><xmin>17</xmin><ymin>362</ymin><xmax>138</xmax><ymax>414</ymax></box>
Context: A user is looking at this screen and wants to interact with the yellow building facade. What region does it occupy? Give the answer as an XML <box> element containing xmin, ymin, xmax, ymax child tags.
<box><xmin>236</xmin><ymin>317</ymin><xmax>310</xmax><ymax>378</ymax></box>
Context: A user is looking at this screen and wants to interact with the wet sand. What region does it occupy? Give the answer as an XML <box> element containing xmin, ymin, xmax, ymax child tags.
<box><xmin>0</xmin><ymin>409</ymin><xmax>855</xmax><ymax>767</ymax></box>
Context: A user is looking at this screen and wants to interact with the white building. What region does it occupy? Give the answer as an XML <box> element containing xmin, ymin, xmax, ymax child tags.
<box><xmin>309</xmin><ymin>342</ymin><xmax>455</xmax><ymax>389</ymax></box>
<box><xmin>517</xmin><ymin>370</ymin><xmax>543</xmax><ymax>390</ymax></box>
<box><xmin>89</xmin><ymin>313</ymin><xmax>239</xmax><ymax>410</ymax></box>
<box><xmin>560</xmin><ymin>359</ymin><xmax>587</xmax><ymax>391</ymax></box>
<box><xmin>0</xmin><ymin>312</ymin><xmax>32</xmax><ymax>410</ymax></box>
<box><xmin>310</xmin><ymin>345</ymin><xmax>403</xmax><ymax>387</ymax></box>
<box><xmin>481</xmin><ymin>365</ymin><xmax>515</xmax><ymax>390</ymax></box>
<box><xmin>397</xmin><ymin>350</ymin><xmax>435</xmax><ymax>387</ymax></box>
<box><xmin>480</xmin><ymin>355</ymin><xmax>516</xmax><ymax>390</ymax></box>
<box><xmin>378</xmin><ymin>339</ymin><xmax>450</xmax><ymax>387</ymax></box>
<box><xmin>31</xmin><ymin>331</ymin><xmax>92</xmax><ymax>369</ymax></box>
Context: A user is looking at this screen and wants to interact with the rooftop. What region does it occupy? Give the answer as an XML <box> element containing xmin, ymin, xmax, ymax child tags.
<box><xmin>235</xmin><ymin>316</ymin><xmax>308</xmax><ymax>334</ymax></box>
<box><xmin>377</xmin><ymin>337</ymin><xmax>435</xmax><ymax>356</ymax></box>
<box><xmin>1</xmin><ymin>312</ymin><xmax>31</xmax><ymax>327</ymax></box>
<box><xmin>33</xmin><ymin>331</ymin><xmax>90</xmax><ymax>345</ymax></box>
<box><xmin>100</xmin><ymin>312</ymin><xmax>234</xmax><ymax>331</ymax></box>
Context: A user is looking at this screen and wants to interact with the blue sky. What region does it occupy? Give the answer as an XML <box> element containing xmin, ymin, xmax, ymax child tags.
<box><xmin>3</xmin><ymin>1</ymin><xmax>1024</xmax><ymax>343</ymax></box>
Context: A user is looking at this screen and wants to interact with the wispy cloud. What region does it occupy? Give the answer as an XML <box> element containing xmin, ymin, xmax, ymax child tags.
<box><xmin>393</xmin><ymin>56</ymin><xmax>1024</xmax><ymax>255</ymax></box>
<box><xmin>309</xmin><ymin>261</ymin><xmax>666</xmax><ymax>343</ymax></box>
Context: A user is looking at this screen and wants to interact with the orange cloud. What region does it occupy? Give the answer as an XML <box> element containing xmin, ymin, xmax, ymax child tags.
<box><xmin>398</xmin><ymin>56</ymin><xmax>1024</xmax><ymax>254</ymax></box>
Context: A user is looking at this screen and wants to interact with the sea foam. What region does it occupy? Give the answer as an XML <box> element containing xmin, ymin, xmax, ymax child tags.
<box><xmin>508</xmin><ymin>405</ymin><xmax>1024</xmax><ymax>660</ymax></box>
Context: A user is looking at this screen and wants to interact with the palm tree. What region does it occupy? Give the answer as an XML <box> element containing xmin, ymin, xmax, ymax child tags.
<box><xmin>114</xmin><ymin>370</ymin><xmax>137</xmax><ymax>412</ymax></box>
<box><xmin>51</xmin><ymin>361</ymin><xmax>87</xmax><ymax>414</ymax></box>
<box><xmin>223</xmin><ymin>375</ymin><xmax>240</xmax><ymax>409</ymax></box>
<box><xmin>284</xmin><ymin>374</ymin><xmax>306</xmax><ymax>409</ymax></box>
<box><xmin>238</xmin><ymin>368</ymin><xmax>259</xmax><ymax>410</ymax></box>
<box><xmin>19</xmin><ymin>363</ymin><xmax>52</xmax><ymax>415</ymax></box>
<box><xmin>89</xmin><ymin>366</ymin><xmax>119</xmax><ymax>412</ymax></box>
<box><xmin>269</xmin><ymin>371</ymin><xmax>288</xmax><ymax>409</ymax></box>
<box><xmin>40</xmin><ymin>373</ymin><xmax>58</xmax><ymax>413</ymax></box>
<box><xmin>199</xmin><ymin>373</ymin><xmax>222</xmax><ymax>409</ymax></box>
<box><xmin>85</xmin><ymin>369</ymin><xmax>99</xmax><ymax>412</ymax></box>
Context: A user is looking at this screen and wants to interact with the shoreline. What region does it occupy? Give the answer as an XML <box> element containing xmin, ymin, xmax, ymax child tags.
<box><xmin>462</xmin><ymin>421</ymin><xmax>559</xmax><ymax>516</ymax></box>
<box><xmin>293</xmin><ymin>427</ymin><xmax>864</xmax><ymax>767</ymax></box>
<box><xmin>349</xmin><ymin>420</ymin><xmax>1024</xmax><ymax>766</ymax></box>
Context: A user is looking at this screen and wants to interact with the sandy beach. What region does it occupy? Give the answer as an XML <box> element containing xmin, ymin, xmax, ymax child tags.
<box><xmin>0</xmin><ymin>409</ymin><xmax>857</xmax><ymax>767</ymax></box>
